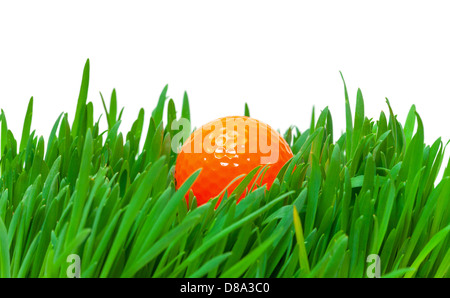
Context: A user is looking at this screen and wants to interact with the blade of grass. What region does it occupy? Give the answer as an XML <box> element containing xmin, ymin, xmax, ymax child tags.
<box><xmin>293</xmin><ymin>206</ymin><xmax>310</xmax><ymax>274</ymax></box>
<box><xmin>404</xmin><ymin>225</ymin><xmax>450</xmax><ymax>278</ymax></box>
<box><xmin>0</xmin><ymin>217</ymin><xmax>11</xmax><ymax>278</ymax></box>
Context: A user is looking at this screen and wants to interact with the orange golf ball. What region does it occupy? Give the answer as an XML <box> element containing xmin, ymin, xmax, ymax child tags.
<box><xmin>174</xmin><ymin>116</ymin><xmax>293</xmax><ymax>206</ymax></box>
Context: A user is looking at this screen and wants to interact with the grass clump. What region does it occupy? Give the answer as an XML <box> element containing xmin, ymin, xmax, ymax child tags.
<box><xmin>0</xmin><ymin>60</ymin><xmax>449</xmax><ymax>278</ymax></box>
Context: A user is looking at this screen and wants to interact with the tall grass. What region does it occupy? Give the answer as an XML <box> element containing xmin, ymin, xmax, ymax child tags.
<box><xmin>0</xmin><ymin>60</ymin><xmax>448</xmax><ymax>278</ymax></box>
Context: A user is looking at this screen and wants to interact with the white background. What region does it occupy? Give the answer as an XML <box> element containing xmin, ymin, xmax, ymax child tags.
<box><xmin>1</xmin><ymin>1</ymin><xmax>449</xmax><ymax>177</ymax></box>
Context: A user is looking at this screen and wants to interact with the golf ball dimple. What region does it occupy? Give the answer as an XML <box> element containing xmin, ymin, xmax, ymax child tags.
<box><xmin>175</xmin><ymin>116</ymin><xmax>293</xmax><ymax>206</ymax></box>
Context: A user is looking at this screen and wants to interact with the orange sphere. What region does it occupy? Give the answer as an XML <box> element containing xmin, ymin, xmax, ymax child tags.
<box><xmin>174</xmin><ymin>116</ymin><xmax>293</xmax><ymax>206</ymax></box>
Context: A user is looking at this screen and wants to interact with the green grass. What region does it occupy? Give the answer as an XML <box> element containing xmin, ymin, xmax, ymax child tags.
<box><xmin>0</xmin><ymin>59</ymin><xmax>449</xmax><ymax>278</ymax></box>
